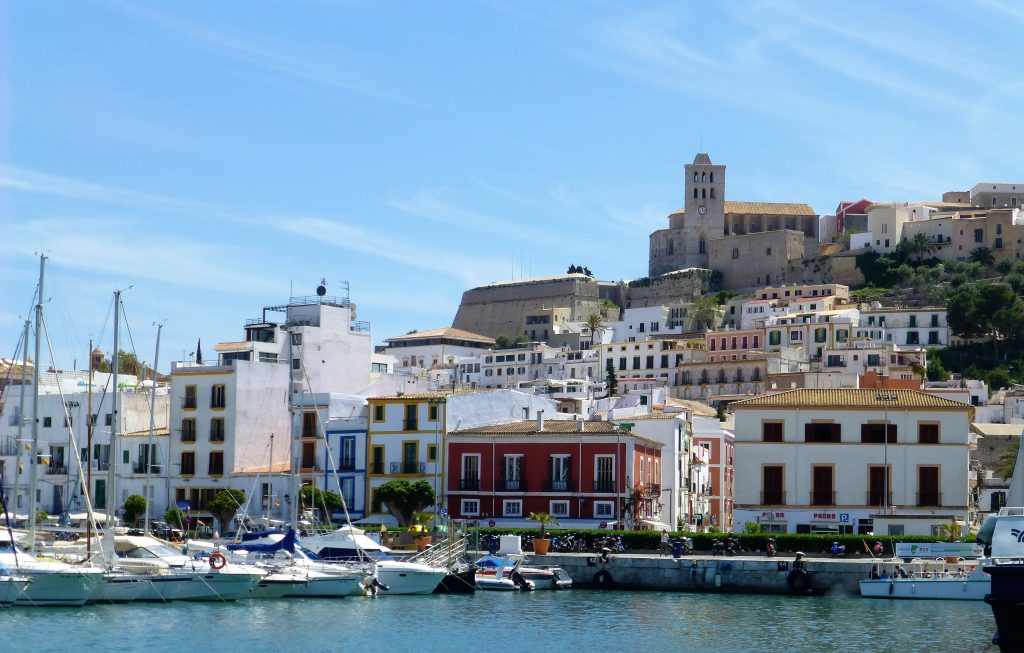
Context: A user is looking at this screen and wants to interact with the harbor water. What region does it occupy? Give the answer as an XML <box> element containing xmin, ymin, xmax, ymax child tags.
<box><xmin>4</xmin><ymin>591</ymin><xmax>997</xmax><ymax>653</ymax></box>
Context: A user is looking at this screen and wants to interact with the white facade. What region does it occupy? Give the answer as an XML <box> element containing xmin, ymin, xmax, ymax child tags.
<box><xmin>732</xmin><ymin>389</ymin><xmax>973</xmax><ymax>535</ymax></box>
<box><xmin>857</xmin><ymin>307</ymin><xmax>948</xmax><ymax>349</ymax></box>
<box><xmin>612</xmin><ymin>413</ymin><xmax>689</xmax><ymax>528</ymax></box>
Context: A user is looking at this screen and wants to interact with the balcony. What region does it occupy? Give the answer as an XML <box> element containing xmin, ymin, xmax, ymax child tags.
<box><xmin>760</xmin><ymin>491</ymin><xmax>786</xmax><ymax>505</ymax></box>
<box><xmin>593</xmin><ymin>479</ymin><xmax>616</xmax><ymax>493</ymax></box>
<box><xmin>45</xmin><ymin>465</ymin><xmax>68</xmax><ymax>476</ymax></box>
<box><xmin>498</xmin><ymin>478</ymin><xmax>527</xmax><ymax>492</ymax></box>
<box><xmin>645</xmin><ymin>483</ymin><xmax>661</xmax><ymax>496</ymax></box>
<box><xmin>133</xmin><ymin>463</ymin><xmax>163</xmax><ymax>474</ymax></box>
<box><xmin>916</xmin><ymin>492</ymin><xmax>942</xmax><ymax>507</ymax></box>
<box><xmin>390</xmin><ymin>461</ymin><xmax>427</xmax><ymax>474</ymax></box>
<box><xmin>810</xmin><ymin>491</ymin><xmax>836</xmax><ymax>506</ymax></box>
<box><xmin>369</xmin><ymin>462</ymin><xmax>385</xmax><ymax>475</ymax></box>
<box><xmin>403</xmin><ymin>419</ymin><xmax>419</xmax><ymax>432</ymax></box>
<box><xmin>867</xmin><ymin>491</ymin><xmax>892</xmax><ymax>506</ymax></box>
<box><xmin>543</xmin><ymin>479</ymin><xmax>575</xmax><ymax>492</ymax></box>
<box><xmin>338</xmin><ymin>457</ymin><xmax>356</xmax><ymax>471</ymax></box>
<box><xmin>459</xmin><ymin>477</ymin><xmax>480</xmax><ymax>491</ymax></box>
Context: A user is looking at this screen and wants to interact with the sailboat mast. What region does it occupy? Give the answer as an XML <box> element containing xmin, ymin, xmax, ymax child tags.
<box><xmin>13</xmin><ymin>319</ymin><xmax>29</xmax><ymax>530</ymax></box>
<box><xmin>28</xmin><ymin>255</ymin><xmax>45</xmax><ymax>553</ymax></box>
<box><xmin>144</xmin><ymin>323</ymin><xmax>162</xmax><ymax>534</ymax></box>
<box><xmin>86</xmin><ymin>338</ymin><xmax>93</xmax><ymax>558</ymax></box>
<box><xmin>108</xmin><ymin>290</ymin><xmax>120</xmax><ymax>526</ymax></box>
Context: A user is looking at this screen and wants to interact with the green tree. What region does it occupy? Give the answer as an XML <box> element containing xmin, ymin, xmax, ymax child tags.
<box><xmin>946</xmin><ymin>286</ymin><xmax>986</xmax><ymax>339</ymax></box>
<box><xmin>584</xmin><ymin>313</ymin><xmax>605</xmax><ymax>344</ymax></box>
<box><xmin>969</xmin><ymin>246</ymin><xmax>995</xmax><ymax>268</ymax></box>
<box><xmin>375</xmin><ymin>479</ymin><xmax>435</xmax><ymax>527</ymax></box>
<box><xmin>688</xmin><ymin>296</ymin><xmax>720</xmax><ymax>331</ymax></box>
<box><xmin>299</xmin><ymin>485</ymin><xmax>344</xmax><ymax>521</ymax></box>
<box><xmin>926</xmin><ymin>355</ymin><xmax>949</xmax><ymax>382</ymax></box>
<box><xmin>207</xmin><ymin>488</ymin><xmax>246</xmax><ymax>531</ymax></box>
<box><xmin>494</xmin><ymin>334</ymin><xmax>529</xmax><ymax>349</ymax></box>
<box><xmin>164</xmin><ymin>506</ymin><xmax>186</xmax><ymax>528</ymax></box>
<box><xmin>988</xmin><ymin>366</ymin><xmax>1012</xmax><ymax>391</ymax></box>
<box><xmin>123</xmin><ymin>494</ymin><xmax>147</xmax><ymax>526</ymax></box>
<box><xmin>908</xmin><ymin>232</ymin><xmax>937</xmax><ymax>262</ymax></box>
<box><xmin>1006</xmin><ymin>273</ymin><xmax>1024</xmax><ymax>295</ymax></box>
<box><xmin>605</xmin><ymin>358</ymin><xmax>618</xmax><ymax>396</ymax></box>
<box><xmin>997</xmin><ymin>258</ymin><xmax>1014</xmax><ymax>278</ymax></box>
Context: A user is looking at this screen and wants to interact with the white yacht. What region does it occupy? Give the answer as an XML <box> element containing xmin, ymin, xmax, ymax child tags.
<box><xmin>0</xmin><ymin>532</ymin><xmax>104</xmax><ymax>606</ymax></box>
<box><xmin>0</xmin><ymin>575</ymin><xmax>31</xmax><ymax>607</ymax></box>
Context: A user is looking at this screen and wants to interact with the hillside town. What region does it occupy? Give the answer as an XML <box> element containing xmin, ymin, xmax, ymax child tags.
<box><xmin>4</xmin><ymin>152</ymin><xmax>1024</xmax><ymax>543</ymax></box>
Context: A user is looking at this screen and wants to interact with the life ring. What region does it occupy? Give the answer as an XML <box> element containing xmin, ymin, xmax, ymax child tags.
<box><xmin>593</xmin><ymin>570</ymin><xmax>614</xmax><ymax>587</ymax></box>
<box><xmin>209</xmin><ymin>551</ymin><xmax>227</xmax><ymax>570</ymax></box>
<box><xmin>786</xmin><ymin>569</ymin><xmax>810</xmax><ymax>594</ymax></box>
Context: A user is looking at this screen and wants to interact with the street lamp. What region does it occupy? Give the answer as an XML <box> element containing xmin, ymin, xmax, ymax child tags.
<box><xmin>875</xmin><ymin>393</ymin><xmax>898</xmax><ymax>516</ymax></box>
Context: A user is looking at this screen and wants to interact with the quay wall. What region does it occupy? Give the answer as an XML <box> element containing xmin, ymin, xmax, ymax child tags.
<box><xmin>536</xmin><ymin>554</ymin><xmax>875</xmax><ymax>596</ymax></box>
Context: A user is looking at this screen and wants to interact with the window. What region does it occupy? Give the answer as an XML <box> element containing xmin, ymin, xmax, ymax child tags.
<box><xmin>861</xmin><ymin>423</ymin><xmax>896</xmax><ymax>444</ymax></box>
<box><xmin>210</xmin><ymin>385</ymin><xmax>226</xmax><ymax>409</ymax></box>
<box><xmin>209</xmin><ymin>418</ymin><xmax>225</xmax><ymax>442</ymax></box>
<box><xmin>404</xmin><ymin>404</ymin><xmax>418</xmax><ymax>431</ymax></box>
<box><xmin>503</xmin><ymin>500</ymin><xmax>522</xmax><ymax>517</ymax></box>
<box><xmin>762</xmin><ymin>421</ymin><xmax>783</xmax><ymax>442</ymax></box>
<box><xmin>762</xmin><ymin>465</ymin><xmax>784</xmax><ymax>504</ymax></box>
<box><xmin>975</xmin><ymin>228</ymin><xmax>984</xmax><ymax>243</ymax></box>
<box><xmin>550</xmin><ymin>455</ymin><xmax>572</xmax><ymax>491</ymax></box>
<box><xmin>769</xmin><ymin>331</ymin><xmax>781</xmax><ymax>346</ymax></box>
<box><xmin>906</xmin><ymin>331</ymin><xmax>920</xmax><ymax>345</ymax></box>
<box><xmin>646</xmin><ymin>356</ymin><xmax>654</xmax><ymax>369</ymax></box>
<box><xmin>180</xmin><ymin>451</ymin><xmax>195</xmax><ymax>475</ymax></box>
<box><xmin>503</xmin><ymin>455</ymin><xmax>524</xmax><ymax>491</ymax></box>
<box><xmin>619</xmin><ymin>357</ymin><xmax>627</xmax><ymax>370</ymax></box>
<box><xmin>766</xmin><ymin>247</ymin><xmax>772</xmax><ymax>256</ymax></box>
<box><xmin>918</xmin><ymin>423</ymin><xmax>939</xmax><ymax>444</ymax></box>
<box><xmin>804</xmin><ymin>423</ymin><xmax>841</xmax><ymax>443</ymax></box>
<box><xmin>427</xmin><ymin>444</ymin><xmax>438</xmax><ymax>462</ymax></box>
<box><xmin>594</xmin><ymin>501</ymin><xmax>615</xmax><ymax>518</ymax></box>
<box><xmin>928</xmin><ymin>331</ymin><xmax>940</xmax><ymax>345</ymax></box>
<box><xmin>917</xmin><ymin>466</ymin><xmax>940</xmax><ymax>506</ymax></box>
<box><xmin>461</xmin><ymin>454</ymin><xmax>481</xmax><ymax>490</ymax></box>
<box><xmin>208</xmin><ymin>451</ymin><xmax>224</xmax><ymax>476</ymax></box>
<box><xmin>836</xmin><ymin>329</ymin><xmax>849</xmax><ymax>343</ymax></box>
<box><xmin>595</xmin><ymin>455</ymin><xmax>615</xmax><ymax>492</ymax></box>
<box><xmin>868</xmin><ymin>465</ymin><xmax>890</xmax><ymax>507</ymax></box>
<box><xmin>461</xmin><ymin>499</ymin><xmax>480</xmax><ymax>516</ymax></box>
<box><xmin>184</xmin><ymin>386</ymin><xmax>197</xmax><ymax>410</ymax></box>
<box><xmin>811</xmin><ymin>465</ymin><xmax>834</xmax><ymax>505</ymax></box>
<box><xmin>428</xmin><ymin>404</ymin><xmax>439</xmax><ymax>421</ymax></box>
<box><xmin>790</xmin><ymin>331</ymin><xmax>802</xmax><ymax>342</ymax></box>
<box><xmin>370</xmin><ymin>446</ymin><xmax>384</xmax><ymax>475</ymax></box>
<box><xmin>42</xmin><ymin>416</ymin><xmax>52</xmax><ymax>428</ymax></box>
<box><xmin>550</xmin><ymin>500</ymin><xmax>570</xmax><ymax>517</ymax></box>
<box><xmin>181</xmin><ymin>418</ymin><xmax>196</xmax><ymax>442</ymax></box>
<box><xmin>64</xmin><ymin>416</ymin><xmax>73</xmax><ymax>428</ymax></box>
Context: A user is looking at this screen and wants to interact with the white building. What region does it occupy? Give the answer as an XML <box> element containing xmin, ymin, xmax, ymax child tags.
<box><xmin>732</xmin><ymin>389</ymin><xmax>973</xmax><ymax>535</ymax></box>
<box><xmin>612</xmin><ymin>412</ymin><xmax>690</xmax><ymax>529</ymax></box>
<box><xmin>857</xmin><ymin>306</ymin><xmax>948</xmax><ymax>349</ymax></box>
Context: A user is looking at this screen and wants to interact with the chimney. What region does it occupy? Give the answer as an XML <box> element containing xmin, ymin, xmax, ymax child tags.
<box><xmin>577</xmin><ymin>417</ymin><xmax>585</xmax><ymax>432</ymax></box>
<box><xmin>536</xmin><ymin>410</ymin><xmax>544</xmax><ymax>431</ymax></box>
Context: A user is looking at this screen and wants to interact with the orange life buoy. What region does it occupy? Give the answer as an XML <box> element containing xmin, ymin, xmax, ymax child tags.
<box><xmin>209</xmin><ymin>551</ymin><xmax>227</xmax><ymax>570</ymax></box>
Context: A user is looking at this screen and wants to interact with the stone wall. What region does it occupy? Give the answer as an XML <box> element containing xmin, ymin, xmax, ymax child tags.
<box><xmin>710</xmin><ymin>230</ymin><xmax>805</xmax><ymax>290</ymax></box>
<box><xmin>539</xmin><ymin>553</ymin><xmax>873</xmax><ymax>595</ymax></box>
<box><xmin>624</xmin><ymin>269</ymin><xmax>711</xmax><ymax>309</ymax></box>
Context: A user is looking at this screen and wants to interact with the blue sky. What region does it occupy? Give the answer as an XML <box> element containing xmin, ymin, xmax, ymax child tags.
<box><xmin>3</xmin><ymin>0</ymin><xmax>1024</xmax><ymax>371</ymax></box>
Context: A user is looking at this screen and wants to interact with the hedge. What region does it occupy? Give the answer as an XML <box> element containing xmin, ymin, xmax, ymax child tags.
<box><xmin>468</xmin><ymin>528</ymin><xmax>965</xmax><ymax>555</ymax></box>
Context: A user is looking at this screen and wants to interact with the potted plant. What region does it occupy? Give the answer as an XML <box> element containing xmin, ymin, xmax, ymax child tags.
<box><xmin>412</xmin><ymin>512</ymin><xmax>433</xmax><ymax>551</ymax></box>
<box><xmin>528</xmin><ymin>512</ymin><xmax>559</xmax><ymax>555</ymax></box>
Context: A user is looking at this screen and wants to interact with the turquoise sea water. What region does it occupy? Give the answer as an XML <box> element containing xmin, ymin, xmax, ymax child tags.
<box><xmin>4</xmin><ymin>591</ymin><xmax>997</xmax><ymax>653</ymax></box>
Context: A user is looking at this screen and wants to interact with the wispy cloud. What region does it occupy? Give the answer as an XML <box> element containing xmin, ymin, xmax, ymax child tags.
<box><xmin>278</xmin><ymin>215</ymin><xmax>508</xmax><ymax>286</ymax></box>
<box><xmin>388</xmin><ymin>189</ymin><xmax>544</xmax><ymax>239</ymax></box>
<box><xmin>109</xmin><ymin>0</ymin><xmax>424</xmax><ymax>109</ymax></box>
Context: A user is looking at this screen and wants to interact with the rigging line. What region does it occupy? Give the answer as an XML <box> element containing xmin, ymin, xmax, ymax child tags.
<box><xmin>119</xmin><ymin>299</ymin><xmax>142</xmax><ymax>377</ymax></box>
<box><xmin>93</xmin><ymin>295</ymin><xmax>115</xmax><ymax>363</ymax></box>
<box><xmin>48</xmin><ymin>270</ymin><xmax>84</xmax><ymax>370</ymax></box>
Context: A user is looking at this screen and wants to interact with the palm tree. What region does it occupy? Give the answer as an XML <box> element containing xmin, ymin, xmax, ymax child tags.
<box><xmin>584</xmin><ymin>313</ymin><xmax>605</xmax><ymax>345</ymax></box>
<box><xmin>909</xmin><ymin>232</ymin><xmax>937</xmax><ymax>262</ymax></box>
<box><xmin>688</xmin><ymin>296</ymin><xmax>720</xmax><ymax>331</ymax></box>
<box><xmin>969</xmin><ymin>246</ymin><xmax>995</xmax><ymax>268</ymax></box>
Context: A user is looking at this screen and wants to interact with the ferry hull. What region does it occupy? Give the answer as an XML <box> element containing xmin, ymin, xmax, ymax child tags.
<box><xmin>859</xmin><ymin>578</ymin><xmax>989</xmax><ymax>600</ymax></box>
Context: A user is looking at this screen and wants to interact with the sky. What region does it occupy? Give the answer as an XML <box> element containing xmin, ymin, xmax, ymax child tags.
<box><xmin>3</xmin><ymin>0</ymin><xmax>1024</xmax><ymax>372</ymax></box>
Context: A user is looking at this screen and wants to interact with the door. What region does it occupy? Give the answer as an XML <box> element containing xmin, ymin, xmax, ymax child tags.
<box><xmin>595</xmin><ymin>456</ymin><xmax>614</xmax><ymax>492</ymax></box>
<box><xmin>371</xmin><ymin>447</ymin><xmax>384</xmax><ymax>475</ymax></box>
<box><xmin>762</xmin><ymin>466</ymin><xmax>784</xmax><ymax>504</ymax></box>
<box><xmin>402</xmin><ymin>442</ymin><xmax>418</xmax><ymax>474</ymax></box>
<box><xmin>918</xmin><ymin>467</ymin><xmax>940</xmax><ymax>506</ymax></box>
<box><xmin>94</xmin><ymin>479</ymin><xmax>106</xmax><ymax>510</ymax></box>
<box><xmin>811</xmin><ymin>466</ymin><xmax>833</xmax><ymax>505</ymax></box>
<box><xmin>504</xmin><ymin>455</ymin><xmax>522</xmax><ymax>490</ymax></box>
<box><xmin>868</xmin><ymin>466</ymin><xmax>889</xmax><ymax>506</ymax></box>
<box><xmin>551</xmin><ymin>456</ymin><xmax>571</xmax><ymax>491</ymax></box>
<box><xmin>405</xmin><ymin>404</ymin><xmax>418</xmax><ymax>431</ymax></box>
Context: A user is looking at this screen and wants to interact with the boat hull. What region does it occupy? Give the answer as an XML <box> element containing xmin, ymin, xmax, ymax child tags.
<box><xmin>15</xmin><ymin>568</ymin><xmax>103</xmax><ymax>607</ymax></box>
<box><xmin>0</xmin><ymin>577</ymin><xmax>30</xmax><ymax>607</ymax></box>
<box><xmin>985</xmin><ymin>564</ymin><xmax>1024</xmax><ymax>652</ymax></box>
<box><xmin>137</xmin><ymin>571</ymin><xmax>262</xmax><ymax>602</ymax></box>
<box><xmin>374</xmin><ymin>562</ymin><xmax>445</xmax><ymax>595</ymax></box>
<box><xmin>859</xmin><ymin>577</ymin><xmax>989</xmax><ymax>600</ymax></box>
<box><xmin>284</xmin><ymin>575</ymin><xmax>362</xmax><ymax>598</ymax></box>
<box><xmin>434</xmin><ymin>568</ymin><xmax>476</xmax><ymax>594</ymax></box>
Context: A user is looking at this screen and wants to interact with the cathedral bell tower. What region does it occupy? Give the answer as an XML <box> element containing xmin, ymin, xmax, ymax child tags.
<box><xmin>681</xmin><ymin>153</ymin><xmax>726</xmax><ymax>269</ymax></box>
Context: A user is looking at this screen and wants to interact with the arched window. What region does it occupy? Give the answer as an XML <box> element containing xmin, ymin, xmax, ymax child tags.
<box><xmin>702</xmin><ymin>188</ymin><xmax>706</xmax><ymax>199</ymax></box>
<box><xmin>710</xmin><ymin>172</ymin><xmax>714</xmax><ymax>183</ymax></box>
<box><xmin>693</xmin><ymin>188</ymin><xmax>698</xmax><ymax>199</ymax></box>
<box><xmin>710</xmin><ymin>188</ymin><xmax>716</xmax><ymax>199</ymax></box>
<box><xmin>701</xmin><ymin>172</ymin><xmax>706</xmax><ymax>182</ymax></box>
<box><xmin>699</xmin><ymin>238</ymin><xmax>706</xmax><ymax>254</ymax></box>
<box><xmin>693</xmin><ymin>172</ymin><xmax>698</xmax><ymax>183</ymax></box>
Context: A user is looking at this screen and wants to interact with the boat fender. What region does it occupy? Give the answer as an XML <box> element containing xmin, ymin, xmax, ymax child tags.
<box><xmin>786</xmin><ymin>569</ymin><xmax>810</xmax><ymax>594</ymax></box>
<box><xmin>888</xmin><ymin>581</ymin><xmax>894</xmax><ymax>596</ymax></box>
<box><xmin>593</xmin><ymin>570</ymin><xmax>614</xmax><ymax>587</ymax></box>
<box><xmin>209</xmin><ymin>551</ymin><xmax>227</xmax><ymax>570</ymax></box>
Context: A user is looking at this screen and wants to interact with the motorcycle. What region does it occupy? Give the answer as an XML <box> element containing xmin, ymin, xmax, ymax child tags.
<box><xmin>711</xmin><ymin>539</ymin><xmax>725</xmax><ymax>556</ymax></box>
<box><xmin>766</xmin><ymin>537</ymin><xmax>777</xmax><ymax>558</ymax></box>
<box><xmin>670</xmin><ymin>536</ymin><xmax>693</xmax><ymax>559</ymax></box>
<box><xmin>830</xmin><ymin>541</ymin><xmax>847</xmax><ymax>557</ymax></box>
<box><xmin>724</xmin><ymin>535</ymin><xmax>738</xmax><ymax>556</ymax></box>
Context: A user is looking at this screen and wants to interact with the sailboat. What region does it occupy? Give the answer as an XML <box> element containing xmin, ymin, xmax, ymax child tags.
<box><xmin>0</xmin><ymin>255</ymin><xmax>105</xmax><ymax>606</ymax></box>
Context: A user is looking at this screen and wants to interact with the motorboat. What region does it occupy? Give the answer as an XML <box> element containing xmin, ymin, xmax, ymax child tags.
<box><xmin>0</xmin><ymin>532</ymin><xmax>104</xmax><ymax>606</ymax></box>
<box><xmin>299</xmin><ymin>525</ymin><xmax>391</xmax><ymax>562</ymax></box>
<box><xmin>372</xmin><ymin>560</ymin><xmax>447</xmax><ymax>595</ymax></box>
<box><xmin>980</xmin><ymin>507</ymin><xmax>1024</xmax><ymax>652</ymax></box>
<box><xmin>476</xmin><ymin>535</ymin><xmax>572</xmax><ymax>590</ymax></box>
<box><xmin>859</xmin><ymin>559</ymin><xmax>989</xmax><ymax>600</ymax></box>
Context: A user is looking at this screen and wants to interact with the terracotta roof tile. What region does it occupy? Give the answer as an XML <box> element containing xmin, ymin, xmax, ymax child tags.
<box><xmin>732</xmin><ymin>389</ymin><xmax>971</xmax><ymax>410</ymax></box>
<box><xmin>672</xmin><ymin>201</ymin><xmax>817</xmax><ymax>217</ymax></box>
<box><xmin>385</xmin><ymin>327</ymin><xmax>495</xmax><ymax>344</ymax></box>
<box><xmin>448</xmin><ymin>419</ymin><xmax>664</xmax><ymax>448</ymax></box>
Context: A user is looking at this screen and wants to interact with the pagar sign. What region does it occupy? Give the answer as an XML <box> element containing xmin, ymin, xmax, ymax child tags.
<box><xmin>894</xmin><ymin>542</ymin><xmax>984</xmax><ymax>559</ymax></box>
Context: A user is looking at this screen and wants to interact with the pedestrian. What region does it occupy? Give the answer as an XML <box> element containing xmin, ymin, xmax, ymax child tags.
<box><xmin>660</xmin><ymin>530</ymin><xmax>670</xmax><ymax>556</ymax></box>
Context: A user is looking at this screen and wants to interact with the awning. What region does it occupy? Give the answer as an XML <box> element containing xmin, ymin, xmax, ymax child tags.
<box><xmin>639</xmin><ymin>519</ymin><xmax>674</xmax><ymax>532</ymax></box>
<box><xmin>67</xmin><ymin>512</ymin><xmax>110</xmax><ymax>522</ymax></box>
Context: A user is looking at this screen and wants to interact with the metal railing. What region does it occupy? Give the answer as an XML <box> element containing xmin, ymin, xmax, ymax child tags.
<box><xmin>133</xmin><ymin>463</ymin><xmax>163</xmax><ymax>474</ymax></box>
<box><xmin>45</xmin><ymin>465</ymin><xmax>68</xmax><ymax>476</ymax></box>
<box><xmin>760</xmin><ymin>491</ymin><xmax>786</xmax><ymax>505</ymax></box>
<box><xmin>543</xmin><ymin>479</ymin><xmax>574</xmax><ymax>492</ymax></box>
<box><xmin>916</xmin><ymin>492</ymin><xmax>942</xmax><ymax>507</ymax></box>
<box><xmin>351</xmin><ymin>321</ymin><xmax>371</xmax><ymax>333</ymax></box>
<box><xmin>497</xmin><ymin>478</ymin><xmax>526</xmax><ymax>492</ymax></box>
<box><xmin>459</xmin><ymin>477</ymin><xmax>480</xmax><ymax>491</ymax></box>
<box><xmin>403</xmin><ymin>420</ymin><xmax>419</xmax><ymax>431</ymax></box>
<box><xmin>390</xmin><ymin>461</ymin><xmax>426</xmax><ymax>474</ymax></box>
<box><xmin>809</xmin><ymin>491</ymin><xmax>836</xmax><ymax>506</ymax></box>
<box><xmin>592</xmin><ymin>480</ymin><xmax>616</xmax><ymax>493</ymax></box>
<box><xmin>867</xmin><ymin>491</ymin><xmax>892</xmax><ymax>506</ymax></box>
<box><xmin>338</xmin><ymin>457</ymin><xmax>356</xmax><ymax>471</ymax></box>
<box><xmin>369</xmin><ymin>462</ymin><xmax>385</xmax><ymax>475</ymax></box>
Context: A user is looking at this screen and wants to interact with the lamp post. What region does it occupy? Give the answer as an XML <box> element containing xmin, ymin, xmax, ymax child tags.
<box><xmin>875</xmin><ymin>392</ymin><xmax>897</xmax><ymax>515</ymax></box>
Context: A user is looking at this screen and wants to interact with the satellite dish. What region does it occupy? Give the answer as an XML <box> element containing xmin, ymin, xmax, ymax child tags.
<box><xmin>316</xmin><ymin>277</ymin><xmax>327</xmax><ymax>297</ymax></box>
